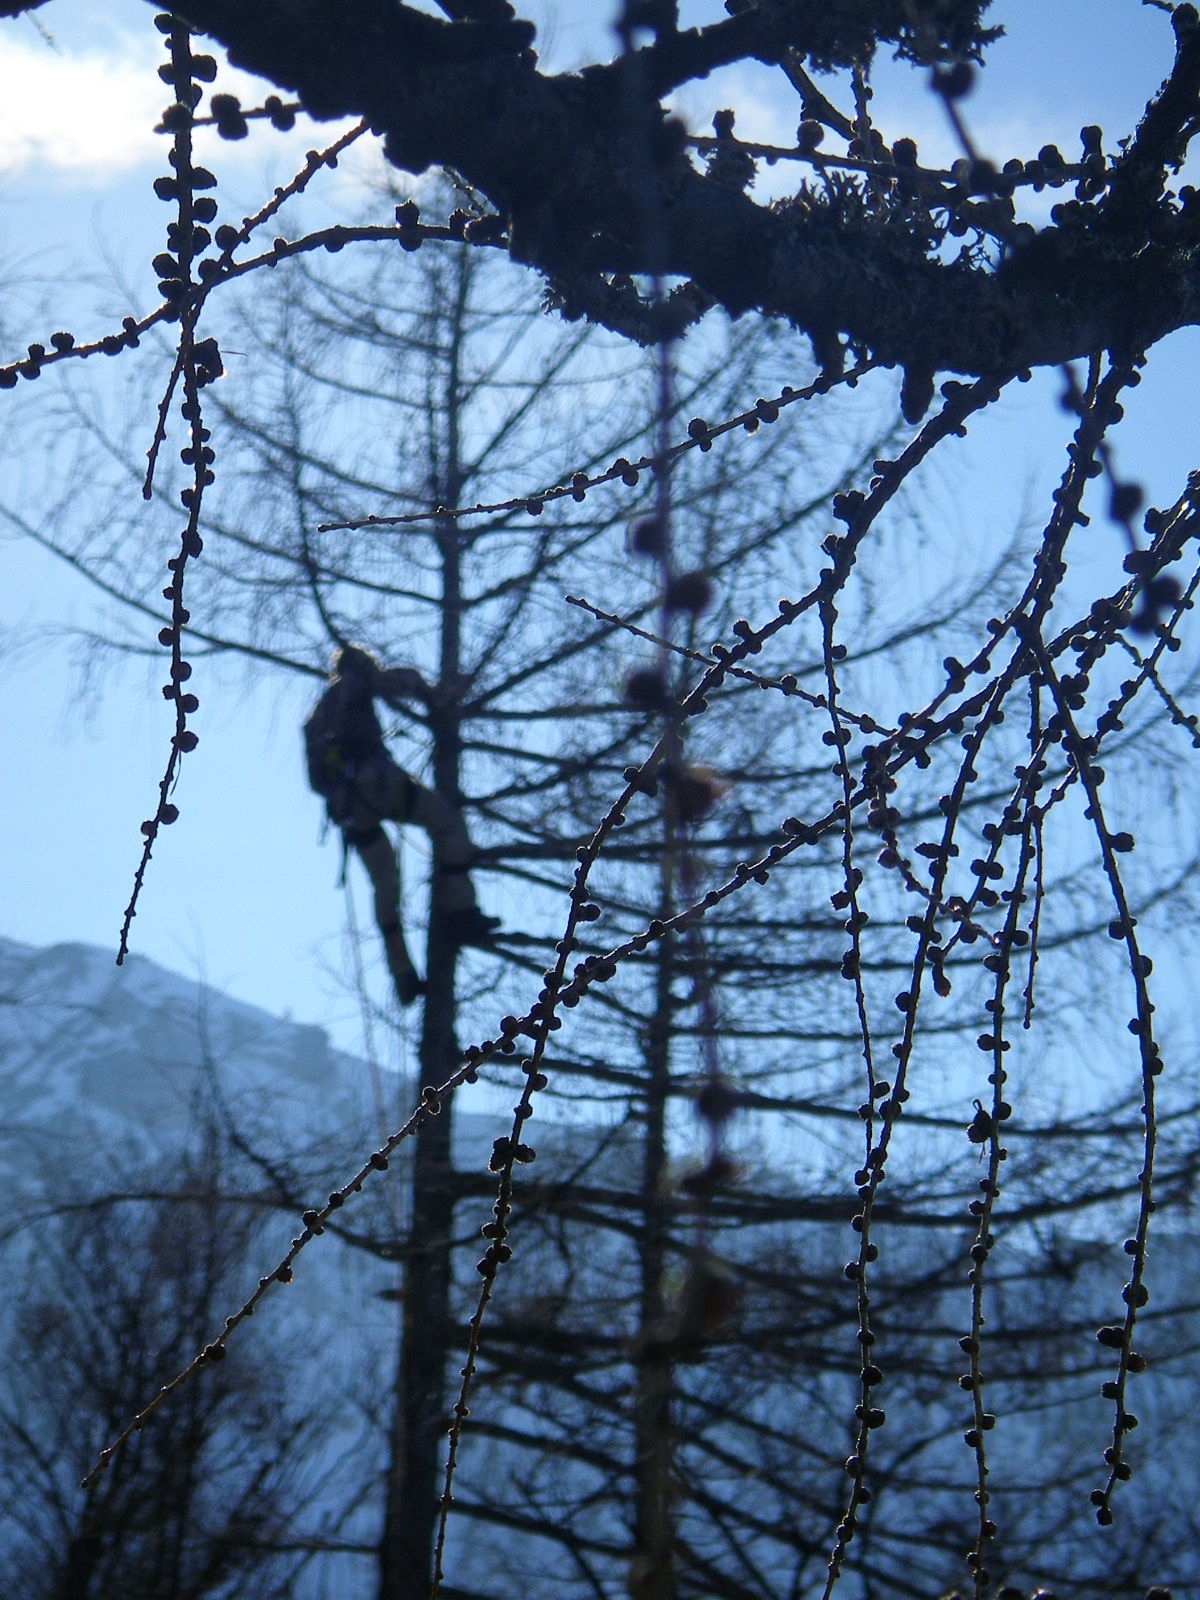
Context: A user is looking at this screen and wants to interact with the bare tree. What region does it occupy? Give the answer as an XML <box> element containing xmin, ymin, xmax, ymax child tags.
<box><xmin>0</xmin><ymin>1146</ymin><xmax>314</xmax><ymax>1600</ymax></box>
<box><xmin>139</xmin><ymin>224</ymin><xmax>899</xmax><ymax>1600</ymax></box>
<box><xmin>5</xmin><ymin>6</ymin><xmax>1200</xmax><ymax>1600</ymax></box>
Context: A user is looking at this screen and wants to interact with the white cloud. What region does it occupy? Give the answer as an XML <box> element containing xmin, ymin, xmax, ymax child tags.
<box><xmin>0</xmin><ymin>31</ymin><xmax>163</xmax><ymax>176</ymax></box>
<box><xmin>0</xmin><ymin>19</ymin><xmax>388</xmax><ymax>223</ymax></box>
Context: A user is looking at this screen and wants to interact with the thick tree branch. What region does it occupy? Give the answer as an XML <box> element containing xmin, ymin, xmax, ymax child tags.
<box><xmin>141</xmin><ymin>1</ymin><xmax>1200</xmax><ymax>381</ymax></box>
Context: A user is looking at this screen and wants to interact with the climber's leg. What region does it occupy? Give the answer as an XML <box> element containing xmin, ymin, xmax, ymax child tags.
<box><xmin>381</xmin><ymin>925</ymin><xmax>424</xmax><ymax>1007</ymax></box>
<box><xmin>404</xmin><ymin>780</ymin><xmax>474</xmax><ymax>906</ymax></box>
<box><xmin>348</xmin><ymin>822</ymin><xmax>423</xmax><ymax>1006</ymax></box>
<box><xmin>401</xmin><ymin>773</ymin><xmax>501</xmax><ymax>946</ymax></box>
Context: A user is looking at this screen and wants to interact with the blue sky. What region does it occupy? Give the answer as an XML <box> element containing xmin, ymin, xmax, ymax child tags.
<box><xmin>1</xmin><ymin>0</ymin><xmax>1195</xmax><ymax>1060</ymax></box>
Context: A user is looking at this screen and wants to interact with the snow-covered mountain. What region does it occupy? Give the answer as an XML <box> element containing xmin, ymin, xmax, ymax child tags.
<box><xmin>0</xmin><ymin>934</ymin><xmax>366</xmax><ymax>1173</ymax></box>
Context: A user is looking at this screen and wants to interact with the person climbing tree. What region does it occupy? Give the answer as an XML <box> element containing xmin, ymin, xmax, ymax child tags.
<box><xmin>304</xmin><ymin>644</ymin><xmax>499</xmax><ymax>1005</ymax></box>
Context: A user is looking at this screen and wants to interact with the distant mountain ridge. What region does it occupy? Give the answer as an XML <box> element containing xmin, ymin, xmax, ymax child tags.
<box><xmin>0</xmin><ymin>933</ymin><xmax>371</xmax><ymax>1183</ymax></box>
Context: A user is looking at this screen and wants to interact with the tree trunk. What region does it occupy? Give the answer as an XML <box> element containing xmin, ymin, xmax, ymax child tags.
<box><xmin>633</xmin><ymin>811</ymin><xmax>677</xmax><ymax>1600</ymax></box>
<box><xmin>378</xmin><ymin>254</ymin><xmax>471</xmax><ymax>1600</ymax></box>
<box><xmin>378</xmin><ymin>901</ymin><xmax>459</xmax><ymax>1600</ymax></box>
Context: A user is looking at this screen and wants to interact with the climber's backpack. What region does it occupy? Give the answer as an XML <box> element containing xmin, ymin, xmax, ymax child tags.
<box><xmin>304</xmin><ymin>686</ymin><xmax>351</xmax><ymax>804</ymax></box>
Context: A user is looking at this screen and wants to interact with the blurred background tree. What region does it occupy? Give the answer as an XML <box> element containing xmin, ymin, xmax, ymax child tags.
<box><xmin>0</xmin><ymin>1139</ymin><xmax>320</xmax><ymax>1600</ymax></box>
